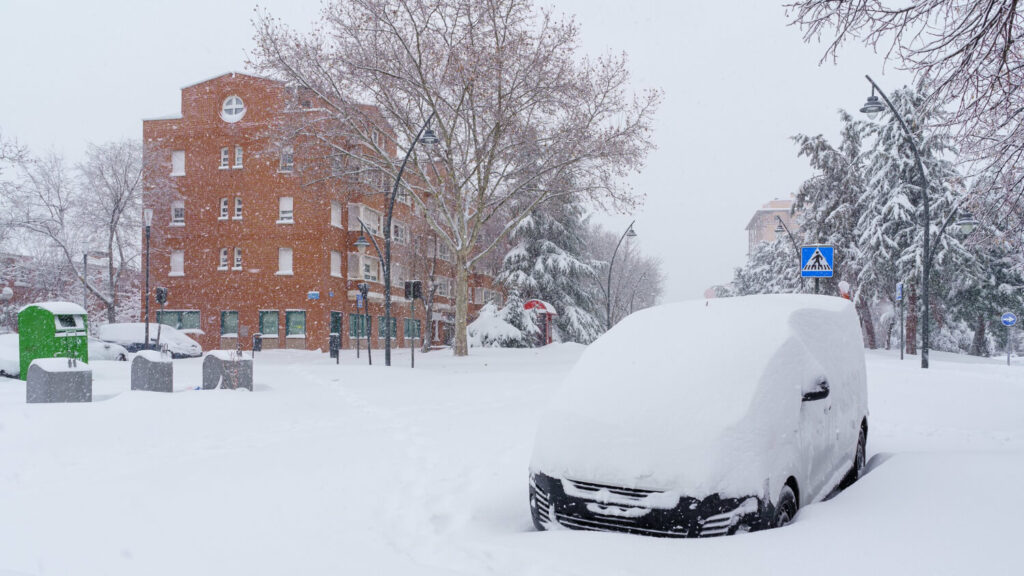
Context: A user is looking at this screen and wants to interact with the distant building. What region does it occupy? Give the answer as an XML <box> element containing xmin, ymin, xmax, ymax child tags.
<box><xmin>745</xmin><ymin>198</ymin><xmax>799</xmax><ymax>254</ymax></box>
<box><xmin>142</xmin><ymin>72</ymin><xmax>498</xmax><ymax>351</ymax></box>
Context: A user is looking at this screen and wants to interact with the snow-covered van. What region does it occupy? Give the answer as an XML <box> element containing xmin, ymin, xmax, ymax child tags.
<box><xmin>529</xmin><ymin>294</ymin><xmax>868</xmax><ymax>537</ymax></box>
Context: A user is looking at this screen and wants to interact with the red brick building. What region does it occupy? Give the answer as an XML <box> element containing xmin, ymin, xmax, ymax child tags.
<box><xmin>142</xmin><ymin>72</ymin><xmax>497</xmax><ymax>352</ymax></box>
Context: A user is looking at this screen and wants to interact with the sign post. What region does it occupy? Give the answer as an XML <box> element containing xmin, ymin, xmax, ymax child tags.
<box><xmin>359</xmin><ymin>283</ymin><xmax>371</xmax><ymax>366</ymax></box>
<box><xmin>896</xmin><ymin>282</ymin><xmax>904</xmax><ymax>360</ymax></box>
<box><xmin>355</xmin><ymin>292</ymin><xmax>363</xmax><ymax>359</ymax></box>
<box><xmin>1002</xmin><ymin>312</ymin><xmax>1017</xmax><ymax>366</ymax></box>
<box><xmin>800</xmin><ymin>245</ymin><xmax>834</xmax><ymax>294</ymax></box>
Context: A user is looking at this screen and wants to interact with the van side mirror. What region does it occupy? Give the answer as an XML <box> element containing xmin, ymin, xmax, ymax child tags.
<box><xmin>802</xmin><ymin>379</ymin><xmax>830</xmax><ymax>402</ymax></box>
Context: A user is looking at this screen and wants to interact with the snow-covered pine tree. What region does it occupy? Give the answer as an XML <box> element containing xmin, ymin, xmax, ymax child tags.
<box><xmin>856</xmin><ymin>81</ymin><xmax>972</xmax><ymax>352</ymax></box>
<box><xmin>731</xmin><ymin>238</ymin><xmax>803</xmax><ymax>295</ymax></box>
<box><xmin>497</xmin><ymin>198</ymin><xmax>603</xmax><ymax>344</ymax></box>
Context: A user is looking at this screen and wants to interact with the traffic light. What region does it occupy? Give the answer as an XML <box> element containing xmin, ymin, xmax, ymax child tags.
<box><xmin>155</xmin><ymin>287</ymin><xmax>168</xmax><ymax>305</ymax></box>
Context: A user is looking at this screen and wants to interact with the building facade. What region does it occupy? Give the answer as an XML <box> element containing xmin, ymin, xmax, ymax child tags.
<box><xmin>745</xmin><ymin>197</ymin><xmax>800</xmax><ymax>254</ymax></box>
<box><xmin>142</xmin><ymin>72</ymin><xmax>497</xmax><ymax>352</ymax></box>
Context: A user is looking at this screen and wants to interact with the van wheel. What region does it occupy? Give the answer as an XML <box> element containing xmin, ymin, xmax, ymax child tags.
<box><xmin>773</xmin><ymin>485</ymin><xmax>797</xmax><ymax>528</ymax></box>
<box><xmin>853</xmin><ymin>428</ymin><xmax>867</xmax><ymax>481</ymax></box>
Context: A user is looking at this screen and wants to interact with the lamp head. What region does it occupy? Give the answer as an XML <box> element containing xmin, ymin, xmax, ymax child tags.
<box><xmin>625</xmin><ymin>225</ymin><xmax>638</xmax><ymax>239</ymax></box>
<box><xmin>420</xmin><ymin>127</ymin><xmax>439</xmax><ymax>146</ymax></box>
<box><xmin>143</xmin><ymin>208</ymin><xmax>153</xmax><ymax>227</ymax></box>
<box><xmin>860</xmin><ymin>94</ymin><xmax>885</xmax><ymax>120</ymax></box>
<box><xmin>355</xmin><ymin>234</ymin><xmax>370</xmax><ymax>255</ymax></box>
<box><xmin>956</xmin><ymin>212</ymin><xmax>978</xmax><ymax>236</ymax></box>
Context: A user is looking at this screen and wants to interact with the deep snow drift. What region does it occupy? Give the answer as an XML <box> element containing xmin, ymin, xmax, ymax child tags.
<box><xmin>0</xmin><ymin>344</ymin><xmax>1020</xmax><ymax>575</ymax></box>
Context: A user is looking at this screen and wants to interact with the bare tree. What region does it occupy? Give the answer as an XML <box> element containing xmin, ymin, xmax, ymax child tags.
<box><xmin>3</xmin><ymin>140</ymin><xmax>146</xmax><ymax>323</ymax></box>
<box><xmin>252</xmin><ymin>0</ymin><xmax>660</xmax><ymax>355</ymax></box>
<box><xmin>787</xmin><ymin>0</ymin><xmax>1024</xmax><ymax>230</ymax></box>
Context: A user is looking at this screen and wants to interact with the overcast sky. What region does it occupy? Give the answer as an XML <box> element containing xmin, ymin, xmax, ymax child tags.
<box><xmin>0</xmin><ymin>0</ymin><xmax>909</xmax><ymax>302</ymax></box>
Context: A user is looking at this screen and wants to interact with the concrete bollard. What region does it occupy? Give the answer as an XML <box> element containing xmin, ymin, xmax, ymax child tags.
<box><xmin>131</xmin><ymin>350</ymin><xmax>173</xmax><ymax>392</ymax></box>
<box><xmin>202</xmin><ymin>351</ymin><xmax>253</xmax><ymax>391</ymax></box>
<box><xmin>26</xmin><ymin>357</ymin><xmax>92</xmax><ymax>403</ymax></box>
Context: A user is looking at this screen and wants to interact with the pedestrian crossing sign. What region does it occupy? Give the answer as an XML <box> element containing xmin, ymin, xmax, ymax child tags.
<box><xmin>801</xmin><ymin>245</ymin><xmax>834</xmax><ymax>278</ymax></box>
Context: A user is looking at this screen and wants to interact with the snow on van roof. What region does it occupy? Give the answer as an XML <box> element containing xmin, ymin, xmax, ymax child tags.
<box><xmin>531</xmin><ymin>294</ymin><xmax>862</xmax><ymax>495</ymax></box>
<box><xmin>19</xmin><ymin>301</ymin><xmax>87</xmax><ymax>316</ymax></box>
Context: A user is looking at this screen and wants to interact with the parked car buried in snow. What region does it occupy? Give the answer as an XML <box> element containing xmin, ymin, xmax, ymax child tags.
<box><xmin>88</xmin><ymin>338</ymin><xmax>129</xmax><ymax>361</ymax></box>
<box><xmin>95</xmin><ymin>323</ymin><xmax>202</xmax><ymax>359</ymax></box>
<box><xmin>529</xmin><ymin>294</ymin><xmax>868</xmax><ymax>537</ymax></box>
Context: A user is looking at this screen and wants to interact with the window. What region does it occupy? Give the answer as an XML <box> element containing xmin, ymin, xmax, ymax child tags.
<box><xmin>347</xmin><ymin>204</ymin><xmax>382</xmax><ymax>235</ymax></box>
<box><xmin>278</xmin><ymin>197</ymin><xmax>294</xmax><ymax>223</ymax></box>
<box><xmin>220</xmin><ymin>147</ymin><xmax>230</xmax><ymax>169</ymax></box>
<box><xmin>171</xmin><ymin>201</ymin><xmax>185</xmax><ymax>225</ymax></box>
<box><xmin>397</xmin><ymin>188</ymin><xmax>412</xmax><ymax>206</ymax></box>
<box><xmin>404</xmin><ymin>318</ymin><xmax>421</xmax><ymax>339</ymax></box>
<box><xmin>474</xmin><ymin>287</ymin><xmax>484</xmax><ymax>305</ymax></box>
<box><xmin>221</xmin><ymin>311</ymin><xmax>239</xmax><ymax>336</ymax></box>
<box><xmin>259</xmin><ymin>310</ymin><xmax>279</xmax><ymax>338</ymax></box>
<box><xmin>219</xmin><ymin>248</ymin><xmax>229</xmax><ymax>270</ymax></box>
<box><xmin>436</xmin><ymin>277</ymin><xmax>452</xmax><ymax>298</ymax></box>
<box><xmin>170</xmin><ymin>250</ymin><xmax>184</xmax><ymax>276</ymax></box>
<box><xmin>330</xmin><ymin>251</ymin><xmax>342</xmax><ymax>277</ymax></box>
<box><xmin>347</xmin><ymin>253</ymin><xmax>380</xmax><ymax>282</ymax></box>
<box><xmin>391</xmin><ymin>263</ymin><xmax>406</xmax><ymax>287</ymax></box>
<box><xmin>233</xmin><ymin>247</ymin><xmax>242</xmax><ymax>269</ymax></box>
<box><xmin>437</xmin><ymin>242</ymin><xmax>453</xmax><ymax>262</ymax></box>
<box><xmin>234</xmin><ymin>145</ymin><xmax>243</xmax><ymax>168</ymax></box>
<box><xmin>234</xmin><ymin>197</ymin><xmax>243</xmax><ymax>219</ymax></box>
<box><xmin>156</xmin><ymin>310</ymin><xmax>200</xmax><ymax>331</ymax></box>
<box><xmin>349</xmin><ymin>314</ymin><xmax>368</xmax><ymax>338</ymax></box>
<box><xmin>219</xmin><ymin>198</ymin><xmax>228</xmax><ymax>219</ymax></box>
<box><xmin>221</xmin><ymin>95</ymin><xmax>246</xmax><ymax>123</ymax></box>
<box><xmin>286</xmin><ymin>310</ymin><xmax>306</xmax><ymax>337</ymax></box>
<box><xmin>279</xmin><ymin>146</ymin><xmax>294</xmax><ymax>172</ymax></box>
<box><xmin>171</xmin><ymin>150</ymin><xmax>185</xmax><ymax>176</ymax></box>
<box><xmin>330</xmin><ymin>155</ymin><xmax>346</xmax><ymax>177</ymax></box>
<box><xmin>378</xmin><ymin>316</ymin><xmax>397</xmax><ymax>339</ymax></box>
<box><xmin>277</xmin><ymin>247</ymin><xmax>293</xmax><ymax>275</ymax></box>
<box><xmin>330</xmin><ymin>201</ymin><xmax>343</xmax><ymax>228</ymax></box>
<box><xmin>392</xmin><ymin>221</ymin><xmax>408</xmax><ymax>244</ymax></box>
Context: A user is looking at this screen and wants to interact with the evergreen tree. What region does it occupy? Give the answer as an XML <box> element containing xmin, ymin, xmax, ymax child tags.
<box><xmin>731</xmin><ymin>239</ymin><xmax>803</xmax><ymax>295</ymax></box>
<box><xmin>497</xmin><ymin>199</ymin><xmax>603</xmax><ymax>344</ymax></box>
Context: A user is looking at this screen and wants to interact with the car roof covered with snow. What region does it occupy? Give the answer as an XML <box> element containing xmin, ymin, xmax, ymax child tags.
<box><xmin>531</xmin><ymin>294</ymin><xmax>866</xmax><ymax>495</ymax></box>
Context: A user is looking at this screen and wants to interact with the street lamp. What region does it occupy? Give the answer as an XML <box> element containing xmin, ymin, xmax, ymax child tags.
<box><xmin>379</xmin><ymin>112</ymin><xmax>438</xmax><ymax>367</ymax></box>
<box><xmin>861</xmin><ymin>74</ymin><xmax>949</xmax><ymax>368</ymax></box>
<box><xmin>143</xmin><ymin>208</ymin><xmax>153</xmax><ymax>350</ymax></box>
<box><xmin>82</xmin><ymin>243</ymin><xmax>90</xmax><ymax>314</ymax></box>
<box><xmin>605</xmin><ymin>221</ymin><xmax>637</xmax><ymax>331</ymax></box>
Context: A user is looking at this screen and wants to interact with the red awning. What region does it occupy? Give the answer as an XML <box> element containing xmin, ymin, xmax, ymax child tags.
<box><xmin>524</xmin><ymin>299</ymin><xmax>558</xmax><ymax>315</ymax></box>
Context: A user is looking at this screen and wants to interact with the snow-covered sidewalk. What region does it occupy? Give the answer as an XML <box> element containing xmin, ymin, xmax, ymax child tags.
<box><xmin>0</xmin><ymin>346</ymin><xmax>1020</xmax><ymax>575</ymax></box>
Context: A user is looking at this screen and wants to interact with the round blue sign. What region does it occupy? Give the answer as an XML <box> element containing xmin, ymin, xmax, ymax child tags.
<box><xmin>1002</xmin><ymin>312</ymin><xmax>1018</xmax><ymax>327</ymax></box>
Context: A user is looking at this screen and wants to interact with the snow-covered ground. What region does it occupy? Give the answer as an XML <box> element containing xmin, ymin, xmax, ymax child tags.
<box><xmin>0</xmin><ymin>345</ymin><xmax>1020</xmax><ymax>575</ymax></box>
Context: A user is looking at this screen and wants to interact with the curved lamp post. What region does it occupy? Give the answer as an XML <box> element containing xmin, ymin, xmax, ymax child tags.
<box><xmin>606</xmin><ymin>221</ymin><xmax>637</xmax><ymax>330</ymax></box>
<box><xmin>860</xmin><ymin>75</ymin><xmax>976</xmax><ymax>368</ymax></box>
<box><xmin>380</xmin><ymin>113</ymin><xmax>438</xmax><ymax>367</ymax></box>
<box><xmin>143</xmin><ymin>208</ymin><xmax>153</xmax><ymax>350</ymax></box>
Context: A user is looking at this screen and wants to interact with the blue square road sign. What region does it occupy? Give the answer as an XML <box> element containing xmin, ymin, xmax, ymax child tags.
<box><xmin>801</xmin><ymin>245</ymin><xmax>835</xmax><ymax>278</ymax></box>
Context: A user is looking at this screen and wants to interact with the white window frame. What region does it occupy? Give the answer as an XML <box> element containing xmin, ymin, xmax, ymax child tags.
<box><xmin>234</xmin><ymin>197</ymin><xmax>243</xmax><ymax>220</ymax></box>
<box><xmin>347</xmin><ymin>203</ymin><xmax>382</xmax><ymax>236</ymax></box>
<box><xmin>233</xmin><ymin>247</ymin><xmax>242</xmax><ymax>270</ymax></box>
<box><xmin>436</xmin><ymin>277</ymin><xmax>453</xmax><ymax>298</ymax></box>
<box><xmin>170</xmin><ymin>250</ymin><xmax>185</xmax><ymax>277</ymax></box>
<box><xmin>278</xmin><ymin>197</ymin><xmax>294</xmax><ymax>224</ymax></box>
<box><xmin>330</xmin><ymin>250</ymin><xmax>342</xmax><ymax>278</ymax></box>
<box><xmin>218</xmin><ymin>248</ymin><xmax>229</xmax><ymax>270</ymax></box>
<box><xmin>437</xmin><ymin>242</ymin><xmax>453</xmax><ymax>262</ymax></box>
<box><xmin>170</xmin><ymin>201</ymin><xmax>185</xmax><ymax>226</ymax></box>
<box><xmin>234</xmin><ymin>145</ymin><xmax>243</xmax><ymax>169</ymax></box>
<box><xmin>348</xmin><ymin>254</ymin><xmax>380</xmax><ymax>282</ymax></box>
<box><xmin>279</xmin><ymin>146</ymin><xmax>294</xmax><ymax>173</ymax></box>
<box><xmin>330</xmin><ymin>200</ymin><xmax>343</xmax><ymax>228</ymax></box>
<box><xmin>221</xmin><ymin>95</ymin><xmax>246</xmax><ymax>123</ymax></box>
<box><xmin>277</xmin><ymin>247</ymin><xmax>293</xmax><ymax>276</ymax></box>
<box><xmin>171</xmin><ymin>150</ymin><xmax>185</xmax><ymax>176</ymax></box>
<box><xmin>219</xmin><ymin>198</ymin><xmax>228</xmax><ymax>220</ymax></box>
<box><xmin>392</xmin><ymin>221</ymin><xmax>408</xmax><ymax>245</ymax></box>
<box><xmin>220</xmin><ymin>147</ymin><xmax>230</xmax><ymax>169</ymax></box>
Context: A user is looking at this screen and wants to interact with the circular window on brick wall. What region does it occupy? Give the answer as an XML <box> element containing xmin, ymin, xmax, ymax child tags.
<box><xmin>221</xmin><ymin>95</ymin><xmax>246</xmax><ymax>123</ymax></box>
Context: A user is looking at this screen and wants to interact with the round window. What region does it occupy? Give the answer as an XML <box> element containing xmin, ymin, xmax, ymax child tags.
<box><xmin>221</xmin><ymin>95</ymin><xmax>246</xmax><ymax>123</ymax></box>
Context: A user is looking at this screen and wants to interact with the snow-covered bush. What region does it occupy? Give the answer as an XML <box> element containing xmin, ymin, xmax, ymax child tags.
<box><xmin>467</xmin><ymin>293</ymin><xmax>540</xmax><ymax>348</ymax></box>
